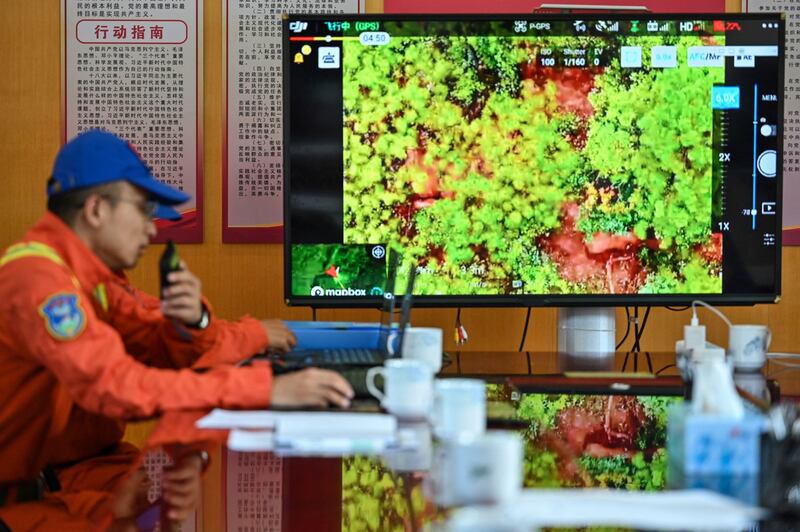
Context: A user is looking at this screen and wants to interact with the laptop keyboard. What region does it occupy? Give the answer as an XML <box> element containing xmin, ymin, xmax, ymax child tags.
<box><xmin>241</xmin><ymin>351</ymin><xmax>384</xmax><ymax>399</ymax></box>
<box><xmin>338</xmin><ymin>367</ymin><xmax>376</xmax><ymax>399</ymax></box>
<box><xmin>287</xmin><ymin>348</ymin><xmax>386</xmax><ymax>367</ymax></box>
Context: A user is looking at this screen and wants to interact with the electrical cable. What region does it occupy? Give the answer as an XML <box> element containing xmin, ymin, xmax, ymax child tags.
<box><xmin>692</xmin><ymin>300</ymin><xmax>733</xmax><ymax>328</ymax></box>
<box><xmin>630</xmin><ymin>306</ymin><xmax>651</xmax><ymax>353</ymax></box>
<box><xmin>621</xmin><ymin>350</ymin><xmax>630</xmax><ymax>372</ymax></box>
<box><xmin>625</xmin><ymin>350</ymin><xmax>653</xmax><ymax>373</ymax></box>
<box><xmin>311</xmin><ymin>307</ymin><xmax>317</xmax><ymax>321</ymax></box>
<box><xmin>768</xmin><ymin>364</ymin><xmax>800</xmax><ymax>378</ymax></box>
<box><xmin>454</xmin><ymin>307</ymin><xmax>468</xmax><ymax>345</ymax></box>
<box><xmin>616</xmin><ymin>307</ymin><xmax>632</xmax><ymax>350</ymax></box>
<box><xmin>518</xmin><ymin>307</ymin><xmax>532</xmax><ymax>352</ymax></box>
<box><xmin>765</xmin><ymin>354</ymin><xmax>800</xmax><ymax>377</ymax></box>
<box><xmin>767</xmin><ymin>353</ymin><xmax>800</xmax><ymax>360</ymax></box>
<box><xmin>770</xmin><ymin>359</ymin><xmax>800</xmax><ymax>368</ymax></box>
<box><xmin>665</xmin><ymin>305</ymin><xmax>691</xmax><ymax>311</ymax></box>
<box><xmin>655</xmin><ymin>363</ymin><xmax>676</xmax><ymax>375</ymax></box>
<box><xmin>441</xmin><ymin>352</ymin><xmax>454</xmax><ymax>369</ymax></box>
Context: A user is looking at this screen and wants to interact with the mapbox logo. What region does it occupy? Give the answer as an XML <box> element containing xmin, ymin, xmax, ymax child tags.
<box><xmin>310</xmin><ymin>286</ymin><xmax>367</xmax><ymax>297</ymax></box>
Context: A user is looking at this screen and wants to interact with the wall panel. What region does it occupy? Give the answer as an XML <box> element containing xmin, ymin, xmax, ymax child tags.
<box><xmin>0</xmin><ymin>0</ymin><xmax>796</xmax><ymax>359</ymax></box>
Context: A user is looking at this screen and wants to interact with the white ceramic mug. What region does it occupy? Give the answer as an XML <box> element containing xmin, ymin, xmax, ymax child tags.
<box><xmin>388</xmin><ymin>326</ymin><xmax>443</xmax><ymax>372</ymax></box>
<box><xmin>366</xmin><ymin>359</ymin><xmax>433</xmax><ymax>419</ymax></box>
<box><xmin>733</xmin><ymin>372</ymin><xmax>771</xmax><ymax>403</ymax></box>
<box><xmin>429</xmin><ymin>431</ymin><xmax>523</xmax><ymax>506</ymax></box>
<box><xmin>728</xmin><ymin>324</ymin><xmax>771</xmax><ymax>370</ymax></box>
<box><xmin>432</xmin><ymin>378</ymin><xmax>486</xmax><ymax>442</ymax></box>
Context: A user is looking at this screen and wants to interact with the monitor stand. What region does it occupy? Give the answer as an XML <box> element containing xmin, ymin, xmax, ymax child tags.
<box><xmin>557</xmin><ymin>307</ymin><xmax>616</xmax><ymax>355</ymax></box>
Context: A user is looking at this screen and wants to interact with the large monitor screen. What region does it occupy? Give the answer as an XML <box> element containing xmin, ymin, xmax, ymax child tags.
<box><xmin>284</xmin><ymin>14</ymin><xmax>783</xmax><ymax>307</ymax></box>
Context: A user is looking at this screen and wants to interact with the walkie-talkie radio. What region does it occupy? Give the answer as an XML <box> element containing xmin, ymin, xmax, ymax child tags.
<box><xmin>159</xmin><ymin>239</ymin><xmax>180</xmax><ymax>298</ymax></box>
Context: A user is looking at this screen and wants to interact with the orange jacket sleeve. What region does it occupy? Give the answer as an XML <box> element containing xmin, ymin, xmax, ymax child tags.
<box><xmin>101</xmin><ymin>275</ymin><xmax>269</xmax><ymax>369</ymax></box>
<box><xmin>10</xmin><ymin>261</ymin><xmax>273</xmax><ymax>419</ymax></box>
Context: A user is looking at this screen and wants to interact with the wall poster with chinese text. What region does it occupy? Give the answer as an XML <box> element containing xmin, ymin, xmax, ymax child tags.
<box><xmin>746</xmin><ymin>0</ymin><xmax>800</xmax><ymax>245</ymax></box>
<box><xmin>223</xmin><ymin>0</ymin><xmax>364</xmax><ymax>243</ymax></box>
<box><xmin>224</xmin><ymin>449</ymin><xmax>283</xmax><ymax>530</ymax></box>
<box><xmin>62</xmin><ymin>1</ymin><xmax>203</xmax><ymax>243</ymax></box>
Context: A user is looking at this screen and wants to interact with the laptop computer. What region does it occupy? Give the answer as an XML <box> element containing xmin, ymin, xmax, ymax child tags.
<box><xmin>264</xmin><ymin>264</ymin><xmax>415</xmax><ymax>399</ymax></box>
<box><xmin>269</xmin><ymin>268</ymin><xmax>416</xmax><ymax>374</ymax></box>
<box><xmin>271</xmin><ymin>262</ymin><xmax>416</xmax><ymax>373</ymax></box>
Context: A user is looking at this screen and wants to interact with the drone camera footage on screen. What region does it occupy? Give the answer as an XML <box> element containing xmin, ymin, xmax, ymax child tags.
<box><xmin>283</xmin><ymin>13</ymin><xmax>784</xmax><ymax>308</ymax></box>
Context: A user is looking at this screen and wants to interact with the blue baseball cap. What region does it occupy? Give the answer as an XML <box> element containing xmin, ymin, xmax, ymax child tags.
<box><xmin>48</xmin><ymin>129</ymin><xmax>190</xmax><ymax>221</ymax></box>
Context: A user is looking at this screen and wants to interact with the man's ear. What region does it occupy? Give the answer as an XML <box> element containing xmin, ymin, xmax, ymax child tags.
<box><xmin>80</xmin><ymin>193</ymin><xmax>107</xmax><ymax>229</ymax></box>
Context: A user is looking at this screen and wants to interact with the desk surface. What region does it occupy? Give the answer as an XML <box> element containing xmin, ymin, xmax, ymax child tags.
<box><xmin>141</xmin><ymin>350</ymin><xmax>795</xmax><ymax>531</ymax></box>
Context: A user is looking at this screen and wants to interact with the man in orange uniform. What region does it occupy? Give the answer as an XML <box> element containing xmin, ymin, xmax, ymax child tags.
<box><xmin>0</xmin><ymin>130</ymin><xmax>353</xmax><ymax>529</ymax></box>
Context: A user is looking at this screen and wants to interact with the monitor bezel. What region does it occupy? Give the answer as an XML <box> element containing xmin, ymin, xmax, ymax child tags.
<box><xmin>283</xmin><ymin>12</ymin><xmax>784</xmax><ymax>308</ymax></box>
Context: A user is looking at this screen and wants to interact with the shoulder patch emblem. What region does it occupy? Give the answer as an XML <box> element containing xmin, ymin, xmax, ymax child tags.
<box><xmin>39</xmin><ymin>293</ymin><xmax>86</xmax><ymax>341</ymax></box>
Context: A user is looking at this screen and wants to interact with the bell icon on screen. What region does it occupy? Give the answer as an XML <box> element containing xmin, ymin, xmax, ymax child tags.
<box><xmin>294</xmin><ymin>52</ymin><xmax>304</xmax><ymax>64</ymax></box>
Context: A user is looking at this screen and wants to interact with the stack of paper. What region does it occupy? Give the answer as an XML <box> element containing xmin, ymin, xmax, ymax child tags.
<box><xmin>196</xmin><ymin>409</ymin><xmax>398</xmax><ymax>456</ymax></box>
<box><xmin>274</xmin><ymin>413</ymin><xmax>397</xmax><ymax>456</ymax></box>
<box><xmin>196</xmin><ymin>409</ymin><xmax>279</xmax><ymax>429</ymax></box>
<box><xmin>227</xmin><ymin>429</ymin><xmax>275</xmax><ymax>452</ymax></box>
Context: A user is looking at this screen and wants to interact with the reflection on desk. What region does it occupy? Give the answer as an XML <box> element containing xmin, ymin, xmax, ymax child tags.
<box><xmin>140</xmin><ymin>350</ymin><xmax>794</xmax><ymax>531</ymax></box>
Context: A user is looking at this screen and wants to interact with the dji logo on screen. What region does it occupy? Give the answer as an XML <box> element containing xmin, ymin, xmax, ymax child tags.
<box><xmin>289</xmin><ymin>21</ymin><xmax>308</xmax><ymax>33</ymax></box>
